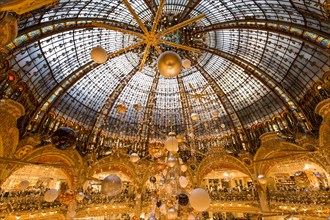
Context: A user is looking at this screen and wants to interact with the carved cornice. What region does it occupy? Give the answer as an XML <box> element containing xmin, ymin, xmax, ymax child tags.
<box><xmin>259</xmin><ymin>132</ymin><xmax>281</xmax><ymax>144</ymax></box>
<box><xmin>315</xmin><ymin>98</ymin><xmax>330</xmax><ymax>120</ymax></box>
<box><xmin>0</xmin><ymin>0</ymin><xmax>59</xmax><ymax>15</ymax></box>
<box><xmin>0</xmin><ymin>99</ymin><xmax>25</xmax><ymax>119</ymax></box>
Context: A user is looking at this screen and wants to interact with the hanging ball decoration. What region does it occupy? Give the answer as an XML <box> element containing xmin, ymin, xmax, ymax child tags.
<box><xmin>212</xmin><ymin>110</ymin><xmax>219</xmax><ymax>120</ymax></box>
<box><xmin>51</xmin><ymin>127</ymin><xmax>77</xmax><ymax>150</ymax></box>
<box><xmin>178</xmin><ymin>193</ymin><xmax>189</xmax><ymax>206</ymax></box>
<box><xmin>167</xmin><ymin>156</ymin><xmax>177</xmax><ymax>168</ymax></box>
<box><xmin>181</xmin><ymin>165</ymin><xmax>188</xmax><ymax>172</ymax></box>
<box><xmin>68</xmin><ymin>200</ymin><xmax>77</xmax><ymax>212</ymax></box>
<box><xmin>179</xmin><ymin>176</ymin><xmax>188</xmax><ymax>188</ymax></box>
<box><xmin>191</xmin><ymin>113</ymin><xmax>199</xmax><ymax>121</ymax></box>
<box><xmin>188</xmin><ymin>214</ymin><xmax>196</xmax><ymax>220</ymax></box>
<box><xmin>157</xmin><ymin>51</ymin><xmax>182</xmax><ymax>78</ymax></box>
<box><xmin>130</xmin><ymin>153</ymin><xmax>140</xmax><ymax>163</ymax></box>
<box><xmin>182</xmin><ymin>59</ymin><xmax>192</xmax><ymax>69</ymax></box>
<box><xmin>148</xmin><ymin>217</ymin><xmax>156</xmax><ymax>220</ymax></box>
<box><xmin>258</xmin><ymin>174</ymin><xmax>267</xmax><ymax>185</ymax></box>
<box><xmin>44</xmin><ymin>189</ymin><xmax>59</xmax><ymax>202</ymax></box>
<box><xmin>116</xmin><ymin>103</ymin><xmax>127</xmax><ymax>114</ymax></box>
<box><xmin>90</xmin><ymin>47</ymin><xmax>108</xmax><ymax>64</ymax></box>
<box><xmin>189</xmin><ymin>188</ymin><xmax>211</xmax><ymax>212</ymax></box>
<box><xmin>164</xmin><ymin>132</ymin><xmax>179</xmax><ymax>153</ymax></box>
<box><xmin>101</xmin><ymin>174</ymin><xmax>122</xmax><ymax>196</ymax></box>
<box><xmin>160</xmin><ymin>204</ymin><xmax>167</xmax><ymax>214</ymax></box>
<box><xmin>165</xmin><ymin>184</ymin><xmax>173</xmax><ymax>194</ymax></box>
<box><xmin>19</xmin><ymin>180</ymin><xmax>29</xmax><ymax>190</ymax></box>
<box><xmin>76</xmin><ymin>192</ymin><xmax>85</xmax><ymax>201</ymax></box>
<box><xmin>133</xmin><ymin>103</ymin><xmax>143</xmax><ymax>111</ymax></box>
<box><xmin>67</xmin><ymin>211</ymin><xmax>76</xmax><ymax>218</ymax></box>
<box><xmin>176</xmin><ymin>134</ymin><xmax>184</xmax><ymax>143</ymax></box>
<box><xmin>150</xmin><ymin>176</ymin><xmax>157</xmax><ymax>183</ymax></box>
<box><xmin>167</xmin><ymin>208</ymin><xmax>178</xmax><ymax>220</ymax></box>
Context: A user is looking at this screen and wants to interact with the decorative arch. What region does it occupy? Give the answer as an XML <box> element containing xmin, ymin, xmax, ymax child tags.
<box><xmin>197</xmin><ymin>153</ymin><xmax>253</xmax><ymax>185</ymax></box>
<box><xmin>88</xmin><ymin>155</ymin><xmax>138</xmax><ymax>185</ymax></box>
<box><xmin>254</xmin><ymin>136</ymin><xmax>327</xmax><ymax>177</ymax></box>
<box><xmin>18</xmin><ymin>145</ymin><xmax>84</xmax><ymax>188</ymax></box>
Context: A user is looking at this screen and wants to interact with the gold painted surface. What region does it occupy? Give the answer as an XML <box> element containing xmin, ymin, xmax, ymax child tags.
<box><xmin>0</xmin><ymin>0</ymin><xmax>59</xmax><ymax>15</ymax></box>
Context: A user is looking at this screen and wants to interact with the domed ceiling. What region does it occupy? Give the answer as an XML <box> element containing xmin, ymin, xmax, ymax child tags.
<box><xmin>4</xmin><ymin>0</ymin><xmax>330</xmax><ymax>142</ymax></box>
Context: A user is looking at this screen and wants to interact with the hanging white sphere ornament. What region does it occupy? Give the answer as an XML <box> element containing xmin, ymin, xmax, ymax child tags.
<box><xmin>188</xmin><ymin>214</ymin><xmax>196</xmax><ymax>220</ymax></box>
<box><xmin>76</xmin><ymin>192</ymin><xmax>85</xmax><ymax>201</ymax></box>
<box><xmin>44</xmin><ymin>189</ymin><xmax>59</xmax><ymax>202</ymax></box>
<box><xmin>258</xmin><ymin>174</ymin><xmax>267</xmax><ymax>185</ymax></box>
<box><xmin>179</xmin><ymin>176</ymin><xmax>188</xmax><ymax>188</ymax></box>
<box><xmin>167</xmin><ymin>156</ymin><xmax>177</xmax><ymax>168</ymax></box>
<box><xmin>19</xmin><ymin>180</ymin><xmax>29</xmax><ymax>190</ymax></box>
<box><xmin>101</xmin><ymin>174</ymin><xmax>122</xmax><ymax>196</ymax></box>
<box><xmin>181</xmin><ymin>165</ymin><xmax>188</xmax><ymax>172</ymax></box>
<box><xmin>189</xmin><ymin>188</ymin><xmax>211</xmax><ymax>212</ymax></box>
<box><xmin>191</xmin><ymin>113</ymin><xmax>199</xmax><ymax>121</ymax></box>
<box><xmin>165</xmin><ymin>184</ymin><xmax>173</xmax><ymax>194</ymax></box>
<box><xmin>160</xmin><ymin>204</ymin><xmax>167</xmax><ymax>214</ymax></box>
<box><xmin>164</xmin><ymin>132</ymin><xmax>179</xmax><ymax>153</ymax></box>
<box><xmin>182</xmin><ymin>59</ymin><xmax>192</xmax><ymax>69</ymax></box>
<box><xmin>157</xmin><ymin>51</ymin><xmax>182</xmax><ymax>78</ymax></box>
<box><xmin>68</xmin><ymin>200</ymin><xmax>77</xmax><ymax>212</ymax></box>
<box><xmin>130</xmin><ymin>153</ymin><xmax>140</xmax><ymax>163</ymax></box>
<box><xmin>67</xmin><ymin>211</ymin><xmax>76</xmax><ymax>218</ymax></box>
<box><xmin>167</xmin><ymin>208</ymin><xmax>178</xmax><ymax>220</ymax></box>
<box><xmin>90</xmin><ymin>47</ymin><xmax>108</xmax><ymax>64</ymax></box>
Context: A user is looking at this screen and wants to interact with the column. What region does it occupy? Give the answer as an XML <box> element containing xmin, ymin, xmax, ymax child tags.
<box><xmin>315</xmin><ymin>98</ymin><xmax>330</xmax><ymax>173</ymax></box>
<box><xmin>0</xmin><ymin>99</ymin><xmax>24</xmax><ymax>184</ymax></box>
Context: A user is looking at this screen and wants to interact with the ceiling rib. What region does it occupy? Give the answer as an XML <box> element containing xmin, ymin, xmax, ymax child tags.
<box><xmin>194</xmin><ymin>63</ymin><xmax>249</xmax><ymax>150</ymax></box>
<box><xmin>178</xmin><ymin>0</ymin><xmax>202</xmax><ymax>22</ymax></box>
<box><xmin>86</xmin><ymin>66</ymin><xmax>140</xmax><ymax>153</ymax></box>
<box><xmin>6</xmin><ymin>19</ymin><xmax>142</xmax><ymax>55</ymax></box>
<box><xmin>196</xmin><ymin>46</ymin><xmax>312</xmax><ymax>129</ymax></box>
<box><xmin>29</xmin><ymin>46</ymin><xmax>140</xmax><ymax>132</ymax></box>
<box><xmin>176</xmin><ymin>76</ymin><xmax>194</xmax><ymax>138</ymax></box>
<box><xmin>27</xmin><ymin>61</ymin><xmax>97</xmax><ymax>131</ymax></box>
<box><xmin>139</xmin><ymin>72</ymin><xmax>160</xmax><ymax>155</ymax></box>
<box><xmin>197</xmin><ymin>20</ymin><xmax>330</xmax><ymax>51</ymax></box>
<box><xmin>143</xmin><ymin>0</ymin><xmax>157</xmax><ymax>16</ymax></box>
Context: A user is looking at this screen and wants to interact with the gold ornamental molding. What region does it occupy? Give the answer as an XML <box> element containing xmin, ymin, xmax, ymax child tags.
<box><xmin>315</xmin><ymin>98</ymin><xmax>330</xmax><ymax>121</ymax></box>
<box><xmin>0</xmin><ymin>98</ymin><xmax>25</xmax><ymax>119</ymax></box>
<box><xmin>0</xmin><ymin>0</ymin><xmax>59</xmax><ymax>15</ymax></box>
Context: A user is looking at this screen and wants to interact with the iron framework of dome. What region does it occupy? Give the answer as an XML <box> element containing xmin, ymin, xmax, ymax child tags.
<box><xmin>1</xmin><ymin>0</ymin><xmax>330</xmax><ymax>157</ymax></box>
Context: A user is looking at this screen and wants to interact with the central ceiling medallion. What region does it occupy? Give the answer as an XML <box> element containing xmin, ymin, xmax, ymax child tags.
<box><xmin>90</xmin><ymin>0</ymin><xmax>205</xmax><ymax>77</ymax></box>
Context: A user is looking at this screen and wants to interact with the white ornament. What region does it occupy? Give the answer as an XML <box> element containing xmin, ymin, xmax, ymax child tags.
<box><xmin>101</xmin><ymin>174</ymin><xmax>122</xmax><ymax>196</ymax></box>
<box><xmin>76</xmin><ymin>192</ymin><xmax>85</xmax><ymax>201</ymax></box>
<box><xmin>191</xmin><ymin>113</ymin><xmax>199</xmax><ymax>121</ymax></box>
<box><xmin>44</xmin><ymin>189</ymin><xmax>59</xmax><ymax>202</ymax></box>
<box><xmin>19</xmin><ymin>180</ymin><xmax>29</xmax><ymax>190</ymax></box>
<box><xmin>182</xmin><ymin>59</ymin><xmax>192</xmax><ymax>69</ymax></box>
<box><xmin>181</xmin><ymin>165</ymin><xmax>188</xmax><ymax>172</ymax></box>
<box><xmin>165</xmin><ymin>136</ymin><xmax>179</xmax><ymax>153</ymax></box>
<box><xmin>189</xmin><ymin>188</ymin><xmax>211</xmax><ymax>212</ymax></box>
<box><xmin>130</xmin><ymin>153</ymin><xmax>140</xmax><ymax>163</ymax></box>
<box><xmin>179</xmin><ymin>176</ymin><xmax>188</xmax><ymax>188</ymax></box>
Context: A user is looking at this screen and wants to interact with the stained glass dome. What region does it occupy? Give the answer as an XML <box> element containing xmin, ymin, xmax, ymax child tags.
<box><xmin>1</xmin><ymin>0</ymin><xmax>330</xmax><ymax>156</ymax></box>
